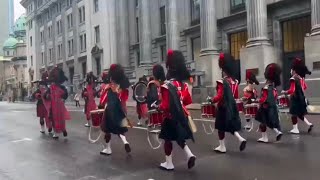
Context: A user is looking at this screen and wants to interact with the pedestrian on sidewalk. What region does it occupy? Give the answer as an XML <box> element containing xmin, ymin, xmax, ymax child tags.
<box><xmin>74</xmin><ymin>92</ymin><xmax>81</xmax><ymax>107</ymax></box>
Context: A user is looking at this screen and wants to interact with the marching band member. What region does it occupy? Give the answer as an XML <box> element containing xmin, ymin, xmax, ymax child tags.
<box><xmin>282</xmin><ymin>58</ymin><xmax>313</xmax><ymax>134</ymax></box>
<box><xmin>210</xmin><ymin>53</ymin><xmax>246</xmax><ymax>153</ymax></box>
<box><xmin>82</xmin><ymin>72</ymin><xmax>98</xmax><ymax>127</ymax></box>
<box><xmin>132</xmin><ymin>76</ymin><xmax>148</xmax><ymax>126</ymax></box>
<box><xmin>32</xmin><ymin>71</ymin><xmax>52</xmax><ymax>134</ymax></box>
<box><xmin>255</xmin><ymin>63</ymin><xmax>283</xmax><ymax>143</ymax></box>
<box><xmin>155</xmin><ymin>50</ymin><xmax>196</xmax><ymax>171</ymax></box>
<box><xmin>243</xmin><ymin>70</ymin><xmax>259</xmax><ymax>130</ymax></box>
<box><xmin>146</xmin><ymin>64</ymin><xmax>166</xmax><ymax>110</ymax></box>
<box><xmin>47</xmin><ymin>67</ymin><xmax>71</xmax><ymax>139</ymax></box>
<box><xmin>99</xmin><ymin>64</ymin><xmax>131</xmax><ymax>156</ymax></box>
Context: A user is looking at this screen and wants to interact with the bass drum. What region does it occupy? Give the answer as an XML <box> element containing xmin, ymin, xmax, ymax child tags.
<box><xmin>133</xmin><ymin>81</ymin><xmax>148</xmax><ymax>103</ymax></box>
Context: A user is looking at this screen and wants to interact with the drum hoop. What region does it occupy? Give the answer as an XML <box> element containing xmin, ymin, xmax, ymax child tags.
<box><xmin>134</xmin><ymin>82</ymin><xmax>147</xmax><ymax>103</ymax></box>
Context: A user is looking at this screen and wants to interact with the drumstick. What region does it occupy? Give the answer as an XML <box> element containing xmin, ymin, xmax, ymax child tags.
<box><xmin>126</xmin><ymin>118</ymin><xmax>134</xmax><ymax>128</ymax></box>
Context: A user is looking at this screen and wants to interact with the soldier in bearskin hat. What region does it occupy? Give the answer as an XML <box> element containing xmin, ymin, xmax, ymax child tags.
<box><xmin>154</xmin><ymin>50</ymin><xmax>196</xmax><ymax>171</ymax></box>
<box><xmin>255</xmin><ymin>63</ymin><xmax>283</xmax><ymax>143</ymax></box>
<box><xmin>210</xmin><ymin>53</ymin><xmax>246</xmax><ymax>153</ymax></box>
<box><xmin>99</xmin><ymin>64</ymin><xmax>131</xmax><ymax>156</ymax></box>
<box><xmin>146</xmin><ymin>64</ymin><xmax>166</xmax><ymax>110</ymax></box>
<box><xmin>242</xmin><ymin>70</ymin><xmax>259</xmax><ymax>130</ymax></box>
<box><xmin>47</xmin><ymin>67</ymin><xmax>71</xmax><ymax>139</ymax></box>
<box><xmin>82</xmin><ymin>72</ymin><xmax>98</xmax><ymax>127</ymax></box>
<box><xmin>282</xmin><ymin>58</ymin><xmax>313</xmax><ymax>134</ymax></box>
<box><xmin>32</xmin><ymin>71</ymin><xmax>52</xmax><ymax>134</ymax></box>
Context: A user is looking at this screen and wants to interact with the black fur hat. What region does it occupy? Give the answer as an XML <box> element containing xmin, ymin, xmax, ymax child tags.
<box><xmin>219</xmin><ymin>52</ymin><xmax>241</xmax><ymax>81</ymax></box>
<box><xmin>152</xmin><ymin>64</ymin><xmax>166</xmax><ymax>82</ymax></box>
<box><xmin>292</xmin><ymin>58</ymin><xmax>311</xmax><ymax>78</ymax></box>
<box><xmin>264</xmin><ymin>63</ymin><xmax>282</xmax><ymax>87</ymax></box>
<box><xmin>49</xmin><ymin>66</ymin><xmax>68</xmax><ymax>84</ymax></box>
<box><xmin>166</xmin><ymin>49</ymin><xmax>191</xmax><ymax>81</ymax></box>
<box><xmin>86</xmin><ymin>72</ymin><xmax>97</xmax><ymax>84</ymax></box>
<box><xmin>246</xmin><ymin>70</ymin><xmax>259</xmax><ymax>85</ymax></box>
<box><xmin>109</xmin><ymin>64</ymin><xmax>130</xmax><ymax>89</ymax></box>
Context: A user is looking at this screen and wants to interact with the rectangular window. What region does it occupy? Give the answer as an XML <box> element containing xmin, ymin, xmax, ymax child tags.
<box><xmin>79</xmin><ymin>6</ymin><xmax>85</xmax><ymax>24</ymax></box>
<box><xmin>56</xmin><ymin>20</ymin><xmax>62</xmax><ymax>34</ymax></box>
<box><xmin>68</xmin><ymin>39</ymin><xmax>74</xmax><ymax>56</ymax></box>
<box><xmin>95</xmin><ymin>26</ymin><xmax>100</xmax><ymax>43</ymax></box>
<box><xmin>40</xmin><ymin>31</ymin><xmax>44</xmax><ymax>43</ymax></box>
<box><xmin>82</xmin><ymin>62</ymin><xmax>87</xmax><ymax>79</ymax></box>
<box><xmin>49</xmin><ymin>48</ymin><xmax>53</xmax><ymax>62</ymax></box>
<box><xmin>30</xmin><ymin>36</ymin><xmax>33</xmax><ymax>47</ymax></box>
<box><xmin>96</xmin><ymin>57</ymin><xmax>101</xmax><ymax>76</ymax></box>
<box><xmin>79</xmin><ymin>34</ymin><xmax>87</xmax><ymax>52</ymax></box>
<box><xmin>135</xmin><ymin>0</ymin><xmax>139</xmax><ymax>7</ymax></box>
<box><xmin>136</xmin><ymin>17</ymin><xmax>139</xmax><ymax>43</ymax></box>
<box><xmin>230</xmin><ymin>0</ymin><xmax>246</xmax><ymax>13</ymax></box>
<box><xmin>28</xmin><ymin>20</ymin><xmax>33</xmax><ymax>30</ymax></box>
<box><xmin>48</xmin><ymin>25</ymin><xmax>52</xmax><ymax>38</ymax></box>
<box><xmin>282</xmin><ymin>16</ymin><xmax>311</xmax><ymax>53</ymax></box>
<box><xmin>41</xmin><ymin>52</ymin><xmax>44</xmax><ymax>65</ymax></box>
<box><xmin>94</xmin><ymin>0</ymin><xmax>99</xmax><ymax>13</ymax></box>
<box><xmin>229</xmin><ymin>30</ymin><xmax>248</xmax><ymax>60</ymax></box>
<box><xmin>313</xmin><ymin>61</ymin><xmax>320</xmax><ymax>70</ymax></box>
<box><xmin>31</xmin><ymin>56</ymin><xmax>33</xmax><ymax>66</ymax></box>
<box><xmin>57</xmin><ymin>2</ymin><xmax>62</xmax><ymax>13</ymax></box>
<box><xmin>67</xmin><ymin>0</ymin><xmax>72</xmax><ymax>7</ymax></box>
<box><xmin>67</xmin><ymin>13</ymin><xmax>73</xmax><ymax>29</ymax></box>
<box><xmin>38</xmin><ymin>0</ymin><xmax>43</xmax><ymax>7</ymax></box>
<box><xmin>160</xmin><ymin>6</ymin><xmax>166</xmax><ymax>35</ymax></box>
<box><xmin>190</xmin><ymin>0</ymin><xmax>200</xmax><ymax>26</ymax></box>
<box><xmin>57</xmin><ymin>44</ymin><xmax>62</xmax><ymax>59</ymax></box>
<box><xmin>160</xmin><ymin>45</ymin><xmax>166</xmax><ymax>62</ymax></box>
<box><xmin>191</xmin><ymin>36</ymin><xmax>201</xmax><ymax>61</ymax></box>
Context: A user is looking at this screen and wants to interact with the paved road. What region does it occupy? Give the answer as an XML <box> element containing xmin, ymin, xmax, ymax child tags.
<box><xmin>0</xmin><ymin>102</ymin><xmax>320</xmax><ymax>180</ymax></box>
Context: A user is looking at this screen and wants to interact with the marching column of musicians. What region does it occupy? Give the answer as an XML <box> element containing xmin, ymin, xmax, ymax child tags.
<box><xmin>32</xmin><ymin>49</ymin><xmax>315</xmax><ymax>171</ymax></box>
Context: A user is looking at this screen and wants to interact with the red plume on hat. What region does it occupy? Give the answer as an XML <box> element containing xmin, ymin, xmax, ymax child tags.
<box><xmin>166</xmin><ymin>49</ymin><xmax>174</xmax><ymax>68</ymax></box>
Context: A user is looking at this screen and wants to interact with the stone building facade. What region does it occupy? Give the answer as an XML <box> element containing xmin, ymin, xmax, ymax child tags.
<box><xmin>21</xmin><ymin>0</ymin><xmax>320</xmax><ymax>103</ymax></box>
<box><xmin>1</xmin><ymin>15</ymin><xmax>28</xmax><ymax>101</ymax></box>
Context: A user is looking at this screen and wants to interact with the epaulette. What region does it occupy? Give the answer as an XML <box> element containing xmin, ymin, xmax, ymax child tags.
<box><xmin>217</xmin><ymin>79</ymin><xmax>223</xmax><ymax>84</ymax></box>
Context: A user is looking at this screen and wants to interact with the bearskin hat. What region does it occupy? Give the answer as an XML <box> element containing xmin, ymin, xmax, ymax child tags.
<box><xmin>246</xmin><ymin>70</ymin><xmax>259</xmax><ymax>85</ymax></box>
<box><xmin>101</xmin><ymin>70</ymin><xmax>110</xmax><ymax>83</ymax></box>
<box><xmin>166</xmin><ymin>49</ymin><xmax>191</xmax><ymax>81</ymax></box>
<box><xmin>85</xmin><ymin>72</ymin><xmax>97</xmax><ymax>84</ymax></box>
<box><xmin>41</xmin><ymin>71</ymin><xmax>49</xmax><ymax>81</ymax></box>
<box><xmin>49</xmin><ymin>67</ymin><xmax>68</xmax><ymax>84</ymax></box>
<box><xmin>292</xmin><ymin>58</ymin><xmax>311</xmax><ymax>78</ymax></box>
<box><xmin>152</xmin><ymin>64</ymin><xmax>166</xmax><ymax>82</ymax></box>
<box><xmin>264</xmin><ymin>63</ymin><xmax>282</xmax><ymax>87</ymax></box>
<box><xmin>109</xmin><ymin>64</ymin><xmax>130</xmax><ymax>89</ymax></box>
<box><xmin>219</xmin><ymin>52</ymin><xmax>241</xmax><ymax>81</ymax></box>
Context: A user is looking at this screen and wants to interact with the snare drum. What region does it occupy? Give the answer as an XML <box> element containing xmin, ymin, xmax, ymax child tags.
<box><xmin>236</xmin><ymin>99</ymin><xmax>244</xmax><ymax>112</ymax></box>
<box><xmin>90</xmin><ymin>109</ymin><xmax>104</xmax><ymax>127</ymax></box>
<box><xmin>201</xmin><ymin>102</ymin><xmax>216</xmax><ymax>118</ymax></box>
<box><xmin>148</xmin><ymin>109</ymin><xmax>164</xmax><ymax>126</ymax></box>
<box><xmin>278</xmin><ymin>95</ymin><xmax>290</xmax><ymax>108</ymax></box>
<box><xmin>244</xmin><ymin>103</ymin><xmax>259</xmax><ymax>117</ymax></box>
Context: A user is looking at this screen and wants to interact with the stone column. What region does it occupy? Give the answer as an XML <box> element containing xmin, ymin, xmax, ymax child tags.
<box><xmin>246</xmin><ymin>0</ymin><xmax>269</xmax><ymax>47</ymax></box>
<box><xmin>108</xmin><ymin>0</ymin><xmax>117</xmax><ymax>64</ymax></box>
<box><xmin>139</xmin><ymin>0</ymin><xmax>152</xmax><ymax>66</ymax></box>
<box><xmin>166</xmin><ymin>0</ymin><xmax>180</xmax><ymax>50</ymax></box>
<box><xmin>311</xmin><ymin>0</ymin><xmax>320</xmax><ymax>36</ymax></box>
<box><xmin>198</xmin><ymin>0</ymin><xmax>219</xmax><ymax>90</ymax></box>
<box><xmin>117</xmin><ymin>0</ymin><xmax>130</xmax><ymax>67</ymax></box>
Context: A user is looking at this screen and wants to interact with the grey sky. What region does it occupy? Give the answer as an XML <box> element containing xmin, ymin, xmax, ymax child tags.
<box><xmin>14</xmin><ymin>0</ymin><xmax>25</xmax><ymax>20</ymax></box>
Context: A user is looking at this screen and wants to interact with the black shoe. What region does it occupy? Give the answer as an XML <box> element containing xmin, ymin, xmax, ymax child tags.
<box><xmin>63</xmin><ymin>131</ymin><xmax>68</xmax><ymax>137</ymax></box>
<box><xmin>276</xmin><ymin>133</ymin><xmax>283</xmax><ymax>141</ymax></box>
<box><xmin>48</xmin><ymin>128</ymin><xmax>52</xmax><ymax>133</ymax></box>
<box><xmin>188</xmin><ymin>156</ymin><xmax>196</xmax><ymax>169</ymax></box>
<box><xmin>125</xmin><ymin>144</ymin><xmax>131</xmax><ymax>153</ymax></box>
<box><xmin>240</xmin><ymin>141</ymin><xmax>247</xmax><ymax>152</ymax></box>
<box><xmin>308</xmin><ymin>125</ymin><xmax>314</xmax><ymax>133</ymax></box>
